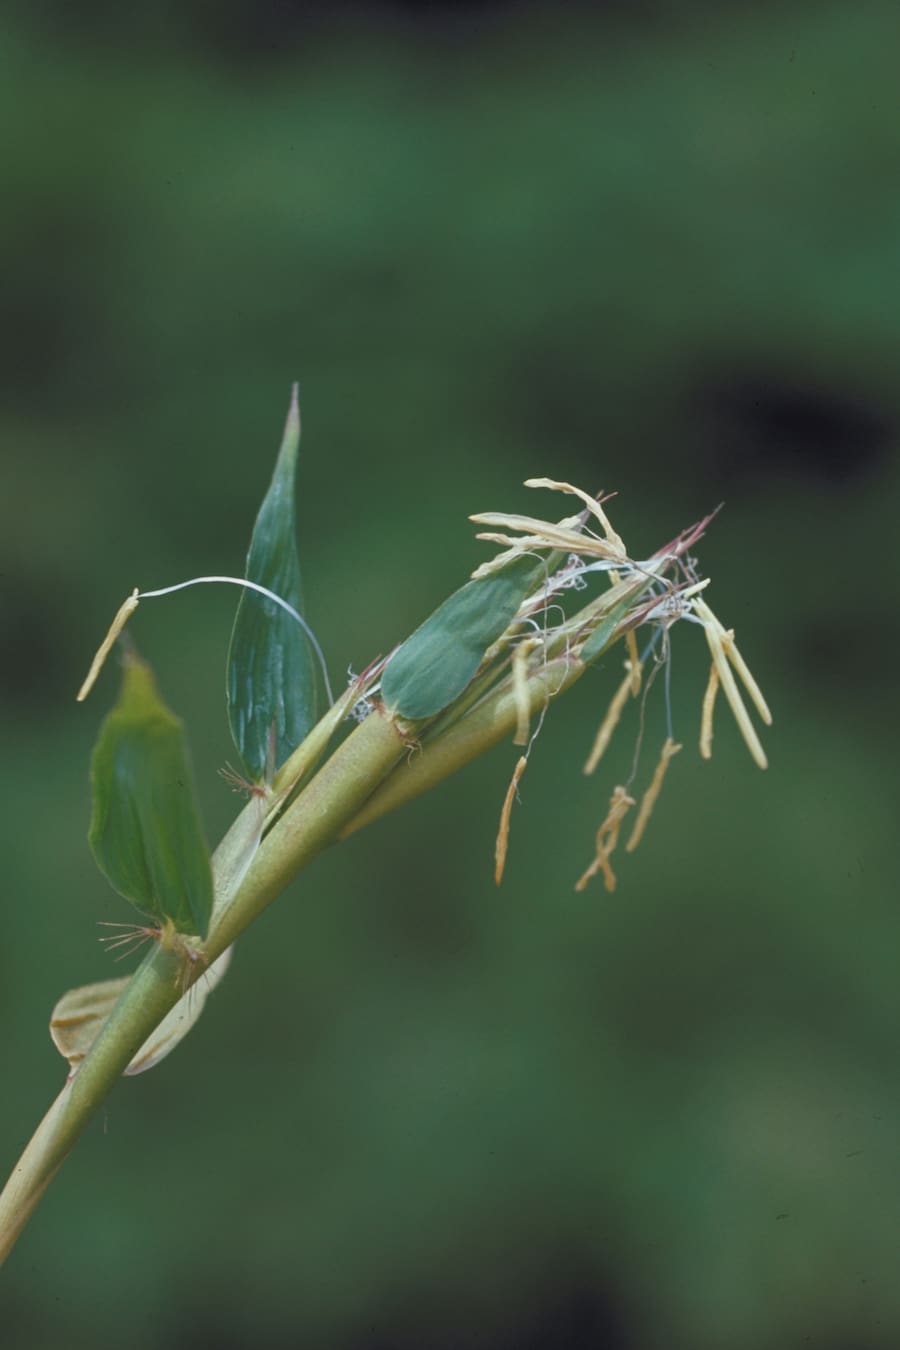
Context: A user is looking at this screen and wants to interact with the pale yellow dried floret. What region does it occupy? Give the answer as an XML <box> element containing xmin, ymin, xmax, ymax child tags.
<box><xmin>494</xmin><ymin>755</ymin><xmax>528</xmax><ymax>886</ymax></box>
<box><xmin>625</xmin><ymin>738</ymin><xmax>682</xmax><ymax>853</ymax></box>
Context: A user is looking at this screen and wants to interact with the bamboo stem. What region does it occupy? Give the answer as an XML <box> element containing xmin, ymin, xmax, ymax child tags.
<box><xmin>0</xmin><ymin>711</ymin><xmax>406</xmax><ymax>1265</ymax></box>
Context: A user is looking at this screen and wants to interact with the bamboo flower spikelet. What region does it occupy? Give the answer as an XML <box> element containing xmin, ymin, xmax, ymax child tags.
<box><xmin>0</xmin><ymin>391</ymin><xmax>772</xmax><ymax>1265</ymax></box>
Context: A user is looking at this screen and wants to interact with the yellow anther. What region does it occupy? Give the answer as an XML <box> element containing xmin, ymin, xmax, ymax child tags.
<box><xmin>626</xmin><ymin>738</ymin><xmax>682</xmax><ymax>853</ymax></box>
<box><xmin>693</xmin><ymin>598</ymin><xmax>768</xmax><ymax>770</ymax></box>
<box><xmin>575</xmin><ymin>785</ymin><xmax>635</xmax><ymax>893</ymax></box>
<box><xmin>721</xmin><ymin>630</ymin><xmax>773</xmax><ymax>726</ymax></box>
<box><xmin>583</xmin><ymin>663</ymin><xmax>636</xmax><ymax>775</ymax></box>
<box><xmin>699</xmin><ymin>662</ymin><xmax>719</xmax><ymax>760</ymax></box>
<box><xmin>494</xmin><ymin>755</ymin><xmax>528</xmax><ymax>886</ymax></box>
<box><xmin>76</xmin><ymin>589</ymin><xmax>140</xmax><ymax>701</ymax></box>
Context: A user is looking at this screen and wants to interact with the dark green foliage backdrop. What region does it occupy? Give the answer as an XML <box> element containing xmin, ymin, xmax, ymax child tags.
<box><xmin>2</xmin><ymin>4</ymin><xmax>898</xmax><ymax>1346</ymax></box>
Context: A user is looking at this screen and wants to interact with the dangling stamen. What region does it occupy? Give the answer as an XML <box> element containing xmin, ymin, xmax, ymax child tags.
<box><xmin>693</xmin><ymin>598</ymin><xmax>768</xmax><ymax>770</ymax></box>
<box><xmin>575</xmin><ymin>785</ymin><xmax>635</xmax><ymax>893</ymax></box>
<box><xmin>721</xmin><ymin>630</ymin><xmax>772</xmax><ymax>726</ymax></box>
<box><xmin>599</xmin><ymin>785</ymin><xmax>633</xmax><ymax>856</ymax></box>
<box><xmin>699</xmin><ymin>662</ymin><xmax>719</xmax><ymax>760</ymax></box>
<box><xmin>625</xmin><ymin>737</ymin><xmax>682</xmax><ymax>852</ymax></box>
<box><xmin>494</xmin><ymin>755</ymin><xmax>528</xmax><ymax>886</ymax></box>
<box><xmin>583</xmin><ymin>661</ymin><xmax>639</xmax><ymax>775</ymax></box>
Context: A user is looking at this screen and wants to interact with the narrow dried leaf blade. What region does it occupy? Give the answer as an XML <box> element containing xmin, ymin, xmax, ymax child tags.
<box><xmin>227</xmin><ymin>387</ymin><xmax>318</xmax><ymax>781</ymax></box>
<box><xmin>49</xmin><ymin>949</ymin><xmax>232</xmax><ymax>1076</ymax></box>
<box><xmin>124</xmin><ymin>947</ymin><xmax>232</xmax><ymax>1074</ymax></box>
<box><xmin>49</xmin><ymin>977</ymin><xmax>129</xmax><ymax>1070</ymax></box>
<box><xmin>88</xmin><ymin>654</ymin><xmax>213</xmax><ymax>937</ymax></box>
<box><xmin>381</xmin><ymin>555</ymin><xmax>544</xmax><ymax>720</ymax></box>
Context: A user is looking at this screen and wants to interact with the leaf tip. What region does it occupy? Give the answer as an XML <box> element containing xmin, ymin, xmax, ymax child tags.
<box><xmin>285</xmin><ymin>381</ymin><xmax>301</xmax><ymax>449</ymax></box>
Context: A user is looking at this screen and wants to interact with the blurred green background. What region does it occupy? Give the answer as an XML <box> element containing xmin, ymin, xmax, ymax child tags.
<box><xmin>2</xmin><ymin>2</ymin><xmax>899</xmax><ymax>1346</ymax></box>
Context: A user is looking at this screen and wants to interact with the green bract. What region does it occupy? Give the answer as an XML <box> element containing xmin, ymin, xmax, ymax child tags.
<box><xmin>227</xmin><ymin>387</ymin><xmax>318</xmax><ymax>781</ymax></box>
<box><xmin>580</xmin><ymin>575</ymin><xmax>656</xmax><ymax>664</ymax></box>
<box><xmin>381</xmin><ymin>555</ymin><xmax>544</xmax><ymax>720</ymax></box>
<box><xmin>88</xmin><ymin>654</ymin><xmax>213</xmax><ymax>938</ymax></box>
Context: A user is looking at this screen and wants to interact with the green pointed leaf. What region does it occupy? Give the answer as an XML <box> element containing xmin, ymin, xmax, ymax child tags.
<box><xmin>580</xmin><ymin>573</ymin><xmax>661</xmax><ymax>664</ymax></box>
<box><xmin>89</xmin><ymin>654</ymin><xmax>213</xmax><ymax>937</ymax></box>
<box><xmin>227</xmin><ymin>387</ymin><xmax>318</xmax><ymax>782</ymax></box>
<box><xmin>381</xmin><ymin>555</ymin><xmax>545</xmax><ymax>720</ymax></box>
